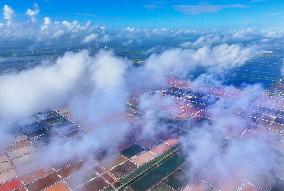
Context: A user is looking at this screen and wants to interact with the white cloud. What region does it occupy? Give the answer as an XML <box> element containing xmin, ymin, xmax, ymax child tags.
<box><xmin>90</xmin><ymin>50</ymin><xmax>128</xmax><ymax>89</ymax></box>
<box><xmin>145</xmin><ymin>44</ymin><xmax>256</xmax><ymax>79</ymax></box>
<box><xmin>0</xmin><ymin>49</ymin><xmax>133</xmax><ymax>165</ymax></box>
<box><xmin>0</xmin><ymin>50</ymin><xmax>90</xmax><ymax>121</ymax></box>
<box><xmin>62</xmin><ymin>20</ymin><xmax>83</xmax><ymax>32</ymax></box>
<box><xmin>0</xmin><ymin>9</ymin><xmax>279</xmax><ymax>49</ymax></box>
<box><xmin>138</xmin><ymin>93</ymin><xmax>177</xmax><ymax>138</ymax></box>
<box><xmin>125</xmin><ymin>27</ymin><xmax>135</xmax><ymax>32</ymax></box>
<box><xmin>174</xmin><ymin>4</ymin><xmax>248</xmax><ymax>15</ymax></box>
<box><xmin>188</xmin><ymin>34</ymin><xmax>222</xmax><ymax>48</ymax></box>
<box><xmin>82</xmin><ymin>33</ymin><xmax>98</xmax><ymax>43</ymax></box>
<box><xmin>0</xmin><ymin>49</ymin><xmax>131</xmax><ymax>127</ymax></box>
<box><xmin>3</xmin><ymin>5</ymin><xmax>14</xmax><ymax>24</ymax></box>
<box><xmin>231</xmin><ymin>28</ymin><xmax>255</xmax><ymax>40</ymax></box>
<box><xmin>26</xmin><ymin>4</ymin><xmax>40</xmax><ymax>22</ymax></box>
<box><xmin>46</xmin><ymin>51</ymin><xmax>131</xmax><ymax>165</ymax></box>
<box><xmin>261</xmin><ymin>29</ymin><xmax>284</xmax><ymax>39</ymax></box>
<box><xmin>182</xmin><ymin>84</ymin><xmax>276</xmax><ymax>187</ymax></box>
<box><xmin>51</xmin><ymin>30</ymin><xmax>64</xmax><ymax>38</ymax></box>
<box><xmin>144</xmin><ymin>2</ymin><xmax>164</xmax><ymax>10</ymax></box>
<box><xmin>101</xmin><ymin>34</ymin><xmax>110</xmax><ymax>42</ymax></box>
<box><xmin>41</xmin><ymin>17</ymin><xmax>51</xmax><ymax>30</ymax></box>
<box><xmin>0</xmin><ymin>46</ymin><xmax>281</xmax><ymax>178</ymax></box>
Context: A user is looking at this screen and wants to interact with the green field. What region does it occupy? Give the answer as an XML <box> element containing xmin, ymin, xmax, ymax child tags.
<box><xmin>129</xmin><ymin>153</ymin><xmax>185</xmax><ymax>191</ymax></box>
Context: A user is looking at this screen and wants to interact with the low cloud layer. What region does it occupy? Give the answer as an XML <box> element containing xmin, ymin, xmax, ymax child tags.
<box><xmin>0</xmin><ymin>51</ymin><xmax>90</xmax><ymax>122</ymax></box>
<box><xmin>145</xmin><ymin>44</ymin><xmax>256</xmax><ymax>79</ymax></box>
<box><xmin>0</xmin><ymin>40</ymin><xmax>282</xmax><ymax>188</ymax></box>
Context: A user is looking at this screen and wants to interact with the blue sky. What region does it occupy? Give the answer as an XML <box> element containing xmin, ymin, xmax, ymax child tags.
<box><xmin>1</xmin><ymin>0</ymin><xmax>284</xmax><ymax>29</ymax></box>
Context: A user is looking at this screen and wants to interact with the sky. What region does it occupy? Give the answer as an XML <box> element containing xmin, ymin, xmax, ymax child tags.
<box><xmin>1</xmin><ymin>0</ymin><xmax>284</xmax><ymax>29</ymax></box>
